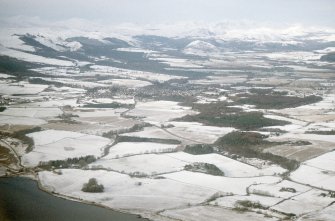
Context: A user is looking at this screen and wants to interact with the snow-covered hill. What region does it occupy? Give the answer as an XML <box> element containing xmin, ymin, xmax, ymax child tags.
<box><xmin>183</xmin><ymin>40</ymin><xmax>219</xmax><ymax>55</ymax></box>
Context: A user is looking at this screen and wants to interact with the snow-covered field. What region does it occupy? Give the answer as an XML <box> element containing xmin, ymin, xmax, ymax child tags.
<box><xmin>0</xmin><ymin>46</ymin><xmax>74</xmax><ymax>66</ymax></box>
<box><xmin>0</xmin><ymin>106</ymin><xmax>63</xmax><ymax>126</ymax></box>
<box><xmin>1</xmin><ymin>20</ymin><xmax>335</xmax><ymax>221</ymax></box>
<box><xmin>160</xmin><ymin>205</ymin><xmax>275</xmax><ymax>221</ymax></box>
<box><xmin>271</xmin><ymin>189</ymin><xmax>334</xmax><ymax>216</ymax></box>
<box><xmin>22</xmin><ymin>130</ymin><xmax>111</xmax><ymax>167</ymax></box>
<box><xmin>127</xmin><ymin>101</ymin><xmax>197</xmax><ymax>125</ymax></box>
<box><xmin>271</xmin><ymin>93</ymin><xmax>335</xmax><ymax>122</ymax></box>
<box><xmin>83</xmin><ymin>97</ymin><xmax>135</xmax><ymax>105</ymax></box>
<box><xmin>163</xmin><ymin>171</ymin><xmax>281</xmax><ymax>195</ymax></box>
<box><xmin>38</xmin><ymin>169</ymin><xmax>217</xmax><ymax>212</ymax></box>
<box><xmin>165</xmin><ymin>152</ymin><xmax>286</xmax><ymax>177</ymax></box>
<box><xmin>249</xmin><ymin>180</ymin><xmax>312</xmax><ymax>198</ymax></box>
<box><xmin>165</xmin><ymin>121</ymin><xmax>235</xmax><ymax>144</ymax></box>
<box><xmin>91</xmin><ymin>153</ymin><xmax>186</xmax><ymax>175</ymax></box>
<box><xmin>0</xmin><ymin>107</ymin><xmax>62</xmax><ymax>118</ymax></box>
<box><xmin>264</xmin><ymin>139</ymin><xmax>335</xmax><ymax>162</ymax></box>
<box><xmin>121</xmin><ymin>126</ymin><xmax>179</xmax><ymax>140</ymax></box>
<box><xmin>302</xmin><ymin>151</ymin><xmax>335</xmax><ymax>171</ymax></box>
<box><xmin>211</xmin><ymin>194</ymin><xmax>283</xmax><ymax>208</ymax></box>
<box><xmin>290</xmin><ymin>151</ymin><xmax>335</xmax><ymax>191</ymax></box>
<box><xmin>190</xmin><ymin>75</ymin><xmax>247</xmax><ymax>85</ymax></box>
<box><xmin>150</xmin><ymin>56</ymin><xmax>204</xmax><ymax>68</ymax></box>
<box><xmin>103</xmin><ymin>142</ymin><xmax>179</xmax><ymax>159</ymax></box>
<box><xmin>0</xmin><ymin>81</ymin><xmax>48</xmax><ymax>95</ymax></box>
<box><xmin>0</xmin><ymin>115</ymin><xmax>47</xmax><ymax>126</ymax></box>
<box><xmin>98</xmin><ymin>78</ymin><xmax>152</xmax><ymax>88</ymax></box>
<box><xmin>299</xmin><ymin>204</ymin><xmax>335</xmax><ymax>221</ymax></box>
<box><xmin>91</xmin><ymin>65</ymin><xmax>184</xmax><ymax>83</ymax></box>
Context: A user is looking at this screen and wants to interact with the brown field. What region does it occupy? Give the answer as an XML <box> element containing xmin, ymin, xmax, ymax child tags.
<box><xmin>264</xmin><ymin>140</ymin><xmax>335</xmax><ymax>162</ymax></box>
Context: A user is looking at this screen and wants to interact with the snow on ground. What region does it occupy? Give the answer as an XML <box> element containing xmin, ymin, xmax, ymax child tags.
<box><xmin>31</xmin><ymin>77</ymin><xmax>108</xmax><ymax>88</ymax></box>
<box><xmin>183</xmin><ymin>40</ymin><xmax>219</xmax><ymax>56</ymax></box>
<box><xmin>121</xmin><ymin>126</ymin><xmax>178</xmax><ymax>140</ymax></box>
<box><xmin>305</xmin><ymin>121</ymin><xmax>335</xmax><ymax>132</ymax></box>
<box><xmin>0</xmin><ymin>46</ymin><xmax>74</xmax><ymax>66</ymax></box>
<box><xmin>163</xmin><ymin>171</ymin><xmax>281</xmax><ymax>195</ymax></box>
<box><xmin>299</xmin><ymin>204</ymin><xmax>335</xmax><ymax>221</ymax></box>
<box><xmin>263</xmin><ymin>114</ymin><xmax>307</xmax><ymax>132</ymax></box>
<box><xmin>22</xmin><ymin>130</ymin><xmax>111</xmax><ymax>167</ymax></box>
<box><xmin>31</xmin><ymin>67</ymin><xmax>80</xmax><ymax>77</ymax></box>
<box><xmin>299</xmin><ymin>93</ymin><xmax>335</xmax><ymax>111</ymax></box>
<box><xmin>33</xmin><ymin>35</ymin><xmax>68</xmax><ymax>52</ymax></box>
<box><xmin>302</xmin><ymin>151</ymin><xmax>335</xmax><ymax>171</ymax></box>
<box><xmin>38</xmin><ymin>169</ymin><xmax>217</xmax><ymax>212</ymax></box>
<box><xmin>271</xmin><ymin>189</ymin><xmax>334</xmax><ymax>216</ymax></box>
<box><xmin>190</xmin><ymin>75</ymin><xmax>247</xmax><ymax>85</ymax></box>
<box><xmin>211</xmin><ymin>194</ymin><xmax>283</xmax><ymax>208</ymax></box>
<box><xmin>92</xmin><ymin>150</ymin><xmax>285</xmax><ymax>177</ymax></box>
<box><xmin>127</xmin><ymin>101</ymin><xmax>197</xmax><ymax>125</ymax></box>
<box><xmin>43</xmin><ymin>121</ymin><xmax>134</xmax><ymax>136</ymax></box>
<box><xmin>195</xmin><ymin>96</ymin><xmax>219</xmax><ymax>104</ymax></box>
<box><xmin>103</xmin><ymin>142</ymin><xmax>179</xmax><ymax>159</ymax></box>
<box><xmin>165</xmin><ymin>152</ymin><xmax>286</xmax><ymax>177</ymax></box>
<box><xmin>166</xmin><ymin>121</ymin><xmax>235</xmax><ymax>144</ymax></box>
<box><xmin>271</xmin><ymin>93</ymin><xmax>335</xmax><ymax>122</ymax></box>
<box><xmin>287</xmin><ymin>65</ymin><xmax>333</xmax><ymax>73</ymax></box>
<box><xmin>161</xmin><ymin>205</ymin><xmax>275</xmax><ymax>221</ymax></box>
<box><xmin>74</xmin><ymin>108</ymin><xmax>126</xmax><ymax>118</ymax></box>
<box><xmin>16</xmin><ymin>99</ymin><xmax>79</xmax><ymax>108</ymax></box>
<box><xmin>70</xmin><ymin>110</ymin><xmax>140</xmax><ymax>134</ymax></box>
<box><xmin>116</xmin><ymin>47</ymin><xmax>157</xmax><ymax>53</ymax></box>
<box><xmin>315</xmin><ymin>47</ymin><xmax>335</xmax><ymax>54</ymax></box>
<box><xmin>272</xmin><ymin>132</ymin><xmax>335</xmax><ymax>145</ymax></box>
<box><xmin>249</xmin><ymin>180</ymin><xmax>311</xmax><ymax>199</ymax></box>
<box><xmin>32</xmin><ymin>35</ymin><xmax>82</xmax><ymax>52</ymax></box>
<box><xmin>98</xmin><ymin>79</ymin><xmax>152</xmax><ymax>88</ymax></box>
<box><xmin>1</xmin><ymin>137</ymin><xmax>28</xmax><ymax>157</ymax></box>
<box><xmin>0</xmin><ymin>81</ymin><xmax>48</xmax><ymax>95</ymax></box>
<box><xmin>84</xmin><ymin>97</ymin><xmax>135</xmax><ymax>105</ymax></box>
<box><xmin>247</xmin><ymin>77</ymin><xmax>293</xmax><ymax>86</ymax></box>
<box><xmin>263</xmin><ymin>51</ymin><xmax>321</xmax><ymax>62</ymax></box>
<box><xmin>0</xmin><ymin>73</ymin><xmax>14</xmax><ymax>78</ymax></box>
<box><xmin>290</xmin><ymin>161</ymin><xmax>335</xmax><ymax>191</ymax></box>
<box><xmin>91</xmin><ymin>65</ymin><xmax>184</xmax><ymax>83</ymax></box>
<box><xmin>91</xmin><ymin>154</ymin><xmax>185</xmax><ymax>175</ymax></box>
<box><xmin>264</xmin><ymin>140</ymin><xmax>335</xmax><ymax>162</ymax></box>
<box><xmin>151</xmin><ymin>57</ymin><xmax>203</xmax><ymax>68</ymax></box>
<box><xmin>0</xmin><ymin>115</ymin><xmax>47</xmax><ymax>126</ymax></box>
<box><xmin>0</xmin><ymin>107</ymin><xmax>62</xmax><ymax>118</ymax></box>
<box><xmin>43</xmin><ymin>86</ymin><xmax>86</xmax><ymax>95</ymax></box>
<box><xmin>0</xmin><ymin>33</ymin><xmax>36</xmax><ymax>52</ymax></box>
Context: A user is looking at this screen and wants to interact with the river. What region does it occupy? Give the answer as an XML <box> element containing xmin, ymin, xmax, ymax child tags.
<box><xmin>0</xmin><ymin>177</ymin><xmax>146</xmax><ymax>221</ymax></box>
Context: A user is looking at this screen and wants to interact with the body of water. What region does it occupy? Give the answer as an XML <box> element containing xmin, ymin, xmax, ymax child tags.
<box><xmin>0</xmin><ymin>177</ymin><xmax>146</xmax><ymax>221</ymax></box>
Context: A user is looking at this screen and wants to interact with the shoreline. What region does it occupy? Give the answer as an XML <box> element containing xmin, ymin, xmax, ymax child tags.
<box><xmin>0</xmin><ymin>137</ymin><xmax>152</xmax><ymax>220</ymax></box>
<box><xmin>0</xmin><ymin>173</ymin><xmax>151</xmax><ymax>221</ymax></box>
<box><xmin>35</xmin><ymin>175</ymin><xmax>151</xmax><ymax>221</ymax></box>
<box><xmin>0</xmin><ymin>160</ymin><xmax>152</xmax><ymax>221</ymax></box>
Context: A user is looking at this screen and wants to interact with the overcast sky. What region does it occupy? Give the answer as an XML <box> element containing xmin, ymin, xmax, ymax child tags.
<box><xmin>0</xmin><ymin>0</ymin><xmax>334</xmax><ymax>27</ymax></box>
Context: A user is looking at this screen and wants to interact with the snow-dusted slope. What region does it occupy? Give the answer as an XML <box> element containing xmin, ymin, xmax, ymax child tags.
<box><xmin>183</xmin><ymin>40</ymin><xmax>219</xmax><ymax>55</ymax></box>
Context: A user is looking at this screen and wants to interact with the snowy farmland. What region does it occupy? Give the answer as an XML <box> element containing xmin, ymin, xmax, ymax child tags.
<box><xmin>163</xmin><ymin>171</ymin><xmax>281</xmax><ymax>195</ymax></box>
<box><xmin>38</xmin><ymin>169</ymin><xmax>217</xmax><ymax>212</ymax></box>
<box><xmin>126</xmin><ymin>101</ymin><xmax>197</xmax><ymax>125</ymax></box>
<box><xmin>22</xmin><ymin>130</ymin><xmax>111</xmax><ymax>167</ymax></box>
<box><xmin>103</xmin><ymin>142</ymin><xmax>179</xmax><ymax>159</ymax></box>
<box><xmin>91</xmin><ymin>153</ymin><xmax>186</xmax><ymax>175</ymax></box>
<box><xmin>164</xmin><ymin>152</ymin><xmax>286</xmax><ymax>177</ymax></box>
<box><xmin>290</xmin><ymin>151</ymin><xmax>335</xmax><ymax>191</ymax></box>
<box><xmin>1</xmin><ymin>21</ymin><xmax>335</xmax><ymax>221</ymax></box>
